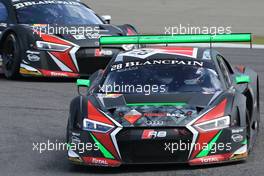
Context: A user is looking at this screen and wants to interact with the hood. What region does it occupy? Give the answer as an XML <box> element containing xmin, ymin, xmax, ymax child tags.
<box><xmin>96</xmin><ymin>92</ymin><xmax>218</xmax><ymax>127</ymax></box>
<box><xmin>30</xmin><ymin>24</ymin><xmax>125</xmax><ymax>47</ymax></box>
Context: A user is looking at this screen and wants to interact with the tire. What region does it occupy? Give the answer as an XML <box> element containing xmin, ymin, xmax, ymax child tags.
<box><xmin>2</xmin><ymin>33</ymin><xmax>22</xmax><ymax>79</ymax></box>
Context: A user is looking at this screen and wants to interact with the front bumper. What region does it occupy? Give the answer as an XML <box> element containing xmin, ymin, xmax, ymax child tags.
<box><xmin>19</xmin><ymin>47</ymin><xmax>121</xmax><ymax>78</ymax></box>
<box><xmin>67</xmin><ymin>126</ymin><xmax>248</xmax><ymax>167</ymax></box>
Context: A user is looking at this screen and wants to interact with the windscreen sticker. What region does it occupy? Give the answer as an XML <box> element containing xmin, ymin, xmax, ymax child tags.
<box><xmin>14</xmin><ymin>1</ymin><xmax>81</xmax><ymax>9</ymax></box>
<box><xmin>115</xmin><ymin>48</ymin><xmax>198</xmax><ymax>62</ymax></box>
<box><xmin>111</xmin><ymin>59</ymin><xmax>204</xmax><ymax>71</ymax></box>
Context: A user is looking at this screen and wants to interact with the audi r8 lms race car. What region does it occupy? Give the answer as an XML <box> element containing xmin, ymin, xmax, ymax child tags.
<box><xmin>0</xmin><ymin>0</ymin><xmax>138</xmax><ymax>79</ymax></box>
<box><xmin>66</xmin><ymin>34</ymin><xmax>260</xmax><ymax>167</ymax></box>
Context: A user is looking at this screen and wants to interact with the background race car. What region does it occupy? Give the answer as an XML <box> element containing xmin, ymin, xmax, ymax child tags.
<box><xmin>66</xmin><ymin>34</ymin><xmax>260</xmax><ymax>167</ymax></box>
<box><xmin>0</xmin><ymin>0</ymin><xmax>138</xmax><ymax>79</ymax></box>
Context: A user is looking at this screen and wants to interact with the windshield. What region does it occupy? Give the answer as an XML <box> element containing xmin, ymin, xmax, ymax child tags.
<box><xmin>100</xmin><ymin>59</ymin><xmax>223</xmax><ymax>95</ymax></box>
<box><xmin>15</xmin><ymin>2</ymin><xmax>104</xmax><ymax>25</ymax></box>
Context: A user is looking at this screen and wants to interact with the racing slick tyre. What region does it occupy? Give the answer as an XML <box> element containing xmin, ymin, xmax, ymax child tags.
<box><xmin>2</xmin><ymin>33</ymin><xmax>22</xmax><ymax>79</ymax></box>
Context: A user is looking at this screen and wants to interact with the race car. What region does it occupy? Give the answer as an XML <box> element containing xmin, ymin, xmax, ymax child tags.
<box><xmin>66</xmin><ymin>34</ymin><xmax>260</xmax><ymax>167</ymax></box>
<box><xmin>0</xmin><ymin>0</ymin><xmax>138</xmax><ymax>79</ymax></box>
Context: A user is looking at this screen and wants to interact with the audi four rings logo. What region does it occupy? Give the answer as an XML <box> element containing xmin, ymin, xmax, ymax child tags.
<box><xmin>145</xmin><ymin>120</ymin><xmax>164</xmax><ymax>126</ymax></box>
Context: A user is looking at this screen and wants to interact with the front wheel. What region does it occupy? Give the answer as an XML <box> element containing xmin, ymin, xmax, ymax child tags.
<box><xmin>2</xmin><ymin>33</ymin><xmax>21</xmax><ymax>79</ymax></box>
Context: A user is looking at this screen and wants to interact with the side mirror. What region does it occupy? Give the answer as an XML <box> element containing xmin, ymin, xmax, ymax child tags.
<box><xmin>76</xmin><ymin>79</ymin><xmax>90</xmax><ymax>95</ymax></box>
<box><xmin>101</xmin><ymin>15</ymin><xmax>111</xmax><ymax>24</ymax></box>
<box><xmin>235</xmin><ymin>75</ymin><xmax>251</xmax><ymax>84</ymax></box>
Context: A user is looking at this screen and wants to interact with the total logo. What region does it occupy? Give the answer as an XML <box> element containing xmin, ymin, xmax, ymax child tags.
<box><xmin>91</xmin><ymin>158</ymin><xmax>108</xmax><ymax>165</ymax></box>
<box><xmin>141</xmin><ymin>130</ymin><xmax>167</xmax><ymax>139</ymax></box>
<box><xmin>50</xmin><ymin>72</ymin><xmax>68</xmax><ymax>77</ymax></box>
<box><xmin>200</xmin><ymin>157</ymin><xmax>219</xmax><ymax>163</ymax></box>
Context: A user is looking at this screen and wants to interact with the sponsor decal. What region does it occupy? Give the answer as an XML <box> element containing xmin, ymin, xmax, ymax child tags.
<box><xmin>95</xmin><ymin>49</ymin><xmax>113</xmax><ymax>57</ymax></box>
<box><xmin>145</xmin><ymin>120</ymin><xmax>164</xmax><ymax>126</ymax></box>
<box><xmin>73</xmin><ymin>35</ymin><xmax>86</xmax><ymax>40</ymax></box>
<box><xmin>39</xmin><ymin>69</ymin><xmax>80</xmax><ymax>77</ymax></box>
<box><xmin>141</xmin><ymin>130</ymin><xmax>167</xmax><ymax>139</ymax></box>
<box><xmin>71</xmin><ymin>136</ymin><xmax>81</xmax><ymax>144</ymax></box>
<box><xmin>26</xmin><ymin>51</ymin><xmax>40</xmax><ymax>62</ymax></box>
<box><xmin>142</xmin><ymin>112</ymin><xmax>187</xmax><ymax>118</ymax></box>
<box><xmin>143</xmin><ymin>113</ymin><xmax>167</xmax><ymax>117</ymax></box>
<box><xmin>231</xmin><ymin>134</ymin><xmax>243</xmax><ymax>142</ymax></box>
<box><xmin>111</xmin><ymin>59</ymin><xmax>204</xmax><ymax>71</ymax></box>
<box><xmin>231</xmin><ymin>128</ymin><xmax>244</xmax><ymax>133</ymax></box>
<box><xmin>14</xmin><ymin>1</ymin><xmax>81</xmax><ymax>9</ymax></box>
<box><xmin>83</xmin><ymin>157</ymin><xmax>121</xmax><ymax>167</ymax></box>
<box><xmin>189</xmin><ymin>153</ymin><xmax>232</xmax><ymax>165</ymax></box>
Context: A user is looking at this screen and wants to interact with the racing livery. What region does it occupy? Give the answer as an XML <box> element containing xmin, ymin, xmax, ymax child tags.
<box><xmin>0</xmin><ymin>0</ymin><xmax>138</xmax><ymax>79</ymax></box>
<box><xmin>66</xmin><ymin>34</ymin><xmax>260</xmax><ymax>166</ymax></box>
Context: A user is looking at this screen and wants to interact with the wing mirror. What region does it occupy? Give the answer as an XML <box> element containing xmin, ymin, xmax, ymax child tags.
<box><xmin>101</xmin><ymin>15</ymin><xmax>111</xmax><ymax>24</ymax></box>
<box><xmin>76</xmin><ymin>79</ymin><xmax>90</xmax><ymax>95</ymax></box>
<box><xmin>235</xmin><ymin>75</ymin><xmax>251</xmax><ymax>84</ymax></box>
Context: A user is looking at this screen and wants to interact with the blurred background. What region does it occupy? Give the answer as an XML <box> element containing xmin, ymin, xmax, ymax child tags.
<box><xmin>85</xmin><ymin>0</ymin><xmax>264</xmax><ymax>40</ymax></box>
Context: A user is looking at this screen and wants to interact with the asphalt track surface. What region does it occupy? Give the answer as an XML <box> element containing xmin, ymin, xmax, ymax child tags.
<box><xmin>86</xmin><ymin>0</ymin><xmax>264</xmax><ymax>36</ymax></box>
<box><xmin>0</xmin><ymin>48</ymin><xmax>263</xmax><ymax>176</ymax></box>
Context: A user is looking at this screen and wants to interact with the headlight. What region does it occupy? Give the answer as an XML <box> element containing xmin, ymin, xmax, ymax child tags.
<box><xmin>36</xmin><ymin>41</ymin><xmax>71</xmax><ymax>52</ymax></box>
<box><xmin>194</xmin><ymin>116</ymin><xmax>230</xmax><ymax>132</ymax></box>
<box><xmin>83</xmin><ymin>119</ymin><xmax>114</xmax><ymax>133</ymax></box>
<box><xmin>122</xmin><ymin>44</ymin><xmax>135</xmax><ymax>51</ymax></box>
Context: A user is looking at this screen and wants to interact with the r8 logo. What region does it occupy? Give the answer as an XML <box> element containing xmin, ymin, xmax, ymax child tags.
<box><xmin>141</xmin><ymin>130</ymin><xmax>167</xmax><ymax>139</ymax></box>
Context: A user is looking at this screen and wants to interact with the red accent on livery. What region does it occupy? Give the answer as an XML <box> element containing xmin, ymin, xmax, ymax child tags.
<box><xmin>39</xmin><ymin>33</ymin><xmax>78</xmax><ymax>73</ymax></box>
<box><xmin>141</xmin><ymin>130</ymin><xmax>155</xmax><ymax>139</ymax></box>
<box><xmin>124</xmin><ymin>114</ymin><xmax>142</xmax><ymax>124</ymax></box>
<box><xmin>235</xmin><ymin>65</ymin><xmax>245</xmax><ymax>73</ymax></box>
<box><xmin>127</xmin><ymin>28</ymin><xmax>135</xmax><ymax>36</ymax></box>
<box><xmin>40</xmin><ymin>33</ymin><xmax>70</xmax><ymax>46</ymax></box>
<box><xmin>194</xmin><ymin>99</ymin><xmax>227</xmax><ymax>125</ymax></box>
<box><xmin>189</xmin><ymin>153</ymin><xmax>232</xmax><ymax>165</ymax></box>
<box><xmin>95</xmin><ymin>49</ymin><xmax>102</xmax><ymax>57</ymax></box>
<box><xmin>92</xmin><ymin>132</ymin><xmax>120</xmax><ymax>160</ymax></box>
<box><xmin>82</xmin><ymin>157</ymin><xmax>121</xmax><ymax>167</ymax></box>
<box><xmin>154</xmin><ymin>47</ymin><xmax>197</xmax><ymax>57</ymax></box>
<box><xmin>39</xmin><ymin>69</ymin><xmax>80</xmax><ymax>77</ymax></box>
<box><xmin>87</xmin><ymin>101</ymin><xmax>113</xmax><ymax>125</ymax></box>
<box><xmin>50</xmin><ymin>51</ymin><xmax>78</xmax><ymax>72</ymax></box>
<box><xmin>87</xmin><ymin>101</ymin><xmax>120</xmax><ymax>160</ymax></box>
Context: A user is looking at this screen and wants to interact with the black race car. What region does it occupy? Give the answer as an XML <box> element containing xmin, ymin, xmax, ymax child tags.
<box><xmin>66</xmin><ymin>34</ymin><xmax>260</xmax><ymax>167</ymax></box>
<box><xmin>0</xmin><ymin>0</ymin><xmax>138</xmax><ymax>79</ymax></box>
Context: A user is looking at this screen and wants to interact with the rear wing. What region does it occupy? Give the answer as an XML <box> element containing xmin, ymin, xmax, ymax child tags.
<box><xmin>99</xmin><ymin>33</ymin><xmax>252</xmax><ymax>48</ymax></box>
